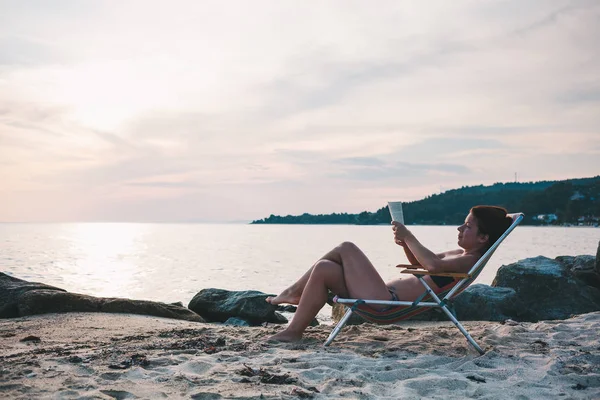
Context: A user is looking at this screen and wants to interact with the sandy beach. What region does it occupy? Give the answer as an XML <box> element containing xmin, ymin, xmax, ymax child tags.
<box><xmin>1</xmin><ymin>312</ymin><xmax>599</xmax><ymax>399</ymax></box>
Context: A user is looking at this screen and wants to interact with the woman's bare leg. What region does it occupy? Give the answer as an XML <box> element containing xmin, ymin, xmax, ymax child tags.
<box><xmin>266</xmin><ymin>242</ymin><xmax>352</xmax><ymax>305</ymax></box>
<box><xmin>267</xmin><ymin>242</ymin><xmax>388</xmax><ymax>305</ymax></box>
<box><xmin>270</xmin><ymin>242</ymin><xmax>391</xmax><ymax>341</ymax></box>
<box><xmin>321</xmin><ymin>242</ymin><xmax>392</xmax><ymax>300</ymax></box>
<box><xmin>265</xmin><ymin>265</ymin><xmax>316</xmax><ymax>305</ymax></box>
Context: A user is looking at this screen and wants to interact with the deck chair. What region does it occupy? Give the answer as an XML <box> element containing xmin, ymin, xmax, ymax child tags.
<box><xmin>324</xmin><ymin>213</ymin><xmax>524</xmax><ymax>354</ymax></box>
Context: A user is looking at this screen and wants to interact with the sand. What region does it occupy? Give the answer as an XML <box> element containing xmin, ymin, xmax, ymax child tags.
<box><xmin>1</xmin><ymin>312</ymin><xmax>599</xmax><ymax>399</ymax></box>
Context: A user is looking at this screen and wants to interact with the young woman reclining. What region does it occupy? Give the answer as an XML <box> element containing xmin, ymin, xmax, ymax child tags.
<box><xmin>266</xmin><ymin>205</ymin><xmax>513</xmax><ymax>342</ymax></box>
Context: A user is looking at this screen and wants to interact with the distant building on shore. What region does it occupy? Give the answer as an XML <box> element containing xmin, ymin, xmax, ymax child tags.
<box><xmin>534</xmin><ymin>214</ymin><xmax>558</xmax><ymax>224</ymax></box>
<box><xmin>570</xmin><ymin>192</ymin><xmax>585</xmax><ymax>201</ymax></box>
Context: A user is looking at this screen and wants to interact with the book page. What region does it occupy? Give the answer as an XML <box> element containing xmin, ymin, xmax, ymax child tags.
<box><xmin>387</xmin><ymin>201</ymin><xmax>404</xmax><ymax>224</ymax></box>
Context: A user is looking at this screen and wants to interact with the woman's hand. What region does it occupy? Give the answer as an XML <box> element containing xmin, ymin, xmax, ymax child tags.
<box><xmin>391</xmin><ymin>221</ymin><xmax>412</xmax><ymax>242</ymax></box>
<box><xmin>393</xmin><ymin>221</ymin><xmax>421</xmax><ymax>265</ymax></box>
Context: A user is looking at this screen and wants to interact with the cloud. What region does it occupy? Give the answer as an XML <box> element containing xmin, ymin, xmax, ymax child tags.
<box><xmin>557</xmin><ymin>89</ymin><xmax>600</xmax><ymax>105</ymax></box>
<box><xmin>0</xmin><ymin>1</ymin><xmax>599</xmax><ymax>221</ymax></box>
<box><xmin>256</xmin><ymin>37</ymin><xmax>474</xmax><ymax>119</ymax></box>
<box><xmin>331</xmin><ymin>159</ymin><xmax>471</xmax><ymax>181</ymax></box>
<box><xmin>0</xmin><ymin>35</ymin><xmax>71</xmax><ymax>66</ymax></box>
<box><xmin>509</xmin><ymin>0</ymin><xmax>596</xmax><ymax>37</ymax></box>
<box><xmin>335</xmin><ymin>157</ymin><xmax>386</xmax><ymax>167</ymax></box>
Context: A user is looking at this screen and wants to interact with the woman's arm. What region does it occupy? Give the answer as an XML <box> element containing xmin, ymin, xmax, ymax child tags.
<box><xmin>392</xmin><ymin>223</ymin><xmax>477</xmax><ymax>273</ymax></box>
<box><xmin>396</xmin><ymin>237</ymin><xmax>460</xmax><ymax>265</ymax></box>
<box><xmin>395</xmin><ymin>239</ymin><xmax>420</xmax><ymax>265</ymax></box>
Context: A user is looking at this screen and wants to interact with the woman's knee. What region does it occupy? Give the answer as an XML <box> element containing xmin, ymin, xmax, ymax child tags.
<box><xmin>312</xmin><ymin>259</ymin><xmax>341</xmax><ymax>277</ymax></box>
<box><xmin>337</xmin><ymin>241</ymin><xmax>359</xmax><ymax>253</ymax></box>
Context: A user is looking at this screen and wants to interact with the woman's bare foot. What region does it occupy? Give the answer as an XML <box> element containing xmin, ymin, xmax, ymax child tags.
<box><xmin>265</xmin><ymin>288</ymin><xmax>301</xmax><ymax>306</ymax></box>
<box><xmin>268</xmin><ymin>328</ymin><xmax>303</xmax><ymax>342</ymax></box>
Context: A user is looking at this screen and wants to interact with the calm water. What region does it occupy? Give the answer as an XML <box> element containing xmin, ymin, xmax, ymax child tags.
<box><xmin>1</xmin><ymin>223</ymin><xmax>598</xmax><ymax>320</ymax></box>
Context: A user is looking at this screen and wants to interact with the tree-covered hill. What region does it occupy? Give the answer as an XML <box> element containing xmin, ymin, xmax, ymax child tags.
<box><xmin>251</xmin><ymin>176</ymin><xmax>600</xmax><ymax>226</ymax></box>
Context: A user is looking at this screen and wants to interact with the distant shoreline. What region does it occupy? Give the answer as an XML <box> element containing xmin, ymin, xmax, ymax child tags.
<box><xmin>251</xmin><ymin>176</ymin><xmax>600</xmax><ymax>226</ymax></box>
<box><xmin>249</xmin><ymin>222</ymin><xmax>599</xmax><ymax>227</ymax></box>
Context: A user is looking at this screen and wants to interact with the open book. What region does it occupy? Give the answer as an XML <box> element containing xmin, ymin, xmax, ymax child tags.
<box><xmin>387</xmin><ymin>201</ymin><xmax>404</xmax><ymax>224</ymax></box>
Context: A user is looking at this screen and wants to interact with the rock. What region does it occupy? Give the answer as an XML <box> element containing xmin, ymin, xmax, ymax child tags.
<box><xmin>466</xmin><ymin>374</ymin><xmax>486</xmax><ymax>383</ymax></box>
<box><xmin>0</xmin><ymin>273</ymin><xmax>65</xmax><ymax>318</ymax></box>
<box><xmin>452</xmin><ymin>285</ymin><xmax>518</xmax><ymax>321</ymax></box>
<box><xmin>20</xmin><ymin>335</ymin><xmax>41</xmax><ymax>343</ymax></box>
<box><xmin>191</xmin><ymin>392</ymin><xmax>223</xmax><ymax>400</ymax></box>
<box><xmin>224</xmin><ymin>318</ymin><xmax>251</xmax><ymax>327</ymax></box>
<box><xmin>277</xmin><ymin>305</ymin><xmax>297</xmax><ymax>313</ymax></box>
<box><xmin>492</xmin><ymin>256</ymin><xmax>600</xmax><ymax>321</ymax></box>
<box><xmin>188</xmin><ymin>289</ymin><xmax>287</xmax><ymax>325</ymax></box>
<box><xmin>1</xmin><ymin>272</ymin><xmax>204</xmax><ymax>322</ymax></box>
<box><xmin>17</xmin><ymin>290</ymin><xmax>204</xmax><ymax>322</ymax></box>
<box><xmin>555</xmin><ymin>255</ymin><xmax>599</xmax><ymax>288</ymax></box>
<box><xmin>18</xmin><ymin>290</ymin><xmax>99</xmax><ymax>314</ymax></box>
<box><xmin>100</xmin><ymin>298</ymin><xmax>204</xmax><ymax>322</ymax></box>
<box><xmin>596</xmin><ymin>240</ymin><xmax>600</xmax><ymax>274</ymax></box>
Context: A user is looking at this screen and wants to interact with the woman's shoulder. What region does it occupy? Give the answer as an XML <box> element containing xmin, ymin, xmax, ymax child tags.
<box><xmin>436</xmin><ymin>249</ymin><xmax>464</xmax><ymax>260</ymax></box>
<box><xmin>443</xmin><ymin>249</ymin><xmax>464</xmax><ymax>257</ymax></box>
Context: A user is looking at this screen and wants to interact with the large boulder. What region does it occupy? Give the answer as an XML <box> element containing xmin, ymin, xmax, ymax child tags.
<box><xmin>404</xmin><ymin>285</ymin><xmax>520</xmax><ymax>322</ymax></box>
<box><xmin>452</xmin><ymin>284</ymin><xmax>519</xmax><ymax>321</ymax></box>
<box><xmin>0</xmin><ymin>273</ymin><xmax>65</xmax><ymax>318</ymax></box>
<box><xmin>1</xmin><ymin>273</ymin><xmax>204</xmax><ymax>322</ymax></box>
<box><xmin>18</xmin><ymin>290</ymin><xmax>204</xmax><ymax>322</ymax></box>
<box><xmin>596</xmin><ymin>240</ymin><xmax>600</xmax><ymax>274</ymax></box>
<box><xmin>188</xmin><ymin>289</ymin><xmax>287</xmax><ymax>325</ymax></box>
<box><xmin>491</xmin><ymin>255</ymin><xmax>600</xmax><ymax>321</ymax></box>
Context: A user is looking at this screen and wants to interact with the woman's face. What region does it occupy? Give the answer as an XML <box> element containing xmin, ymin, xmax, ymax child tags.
<box><xmin>457</xmin><ymin>213</ymin><xmax>488</xmax><ymax>250</ymax></box>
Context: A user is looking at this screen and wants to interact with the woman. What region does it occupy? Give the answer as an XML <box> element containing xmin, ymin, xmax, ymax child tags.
<box><xmin>266</xmin><ymin>205</ymin><xmax>513</xmax><ymax>342</ymax></box>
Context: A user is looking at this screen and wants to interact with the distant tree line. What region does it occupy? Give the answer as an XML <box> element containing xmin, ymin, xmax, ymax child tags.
<box><xmin>251</xmin><ymin>176</ymin><xmax>600</xmax><ymax>226</ymax></box>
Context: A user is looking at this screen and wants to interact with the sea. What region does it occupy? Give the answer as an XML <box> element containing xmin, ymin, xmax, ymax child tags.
<box><xmin>1</xmin><ymin>223</ymin><xmax>598</xmax><ymax>321</ymax></box>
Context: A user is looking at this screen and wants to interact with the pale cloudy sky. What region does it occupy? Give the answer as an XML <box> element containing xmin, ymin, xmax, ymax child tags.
<box><xmin>1</xmin><ymin>0</ymin><xmax>599</xmax><ymax>222</ymax></box>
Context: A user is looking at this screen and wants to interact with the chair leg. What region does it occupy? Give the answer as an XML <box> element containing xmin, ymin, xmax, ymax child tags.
<box><xmin>324</xmin><ymin>307</ymin><xmax>354</xmax><ymax>347</ymax></box>
<box><xmin>439</xmin><ymin>305</ymin><xmax>484</xmax><ymax>355</ymax></box>
<box><xmin>415</xmin><ymin>277</ymin><xmax>485</xmax><ymax>355</ymax></box>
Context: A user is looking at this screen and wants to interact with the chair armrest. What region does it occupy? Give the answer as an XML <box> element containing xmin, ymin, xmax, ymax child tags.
<box><xmin>396</xmin><ymin>264</ymin><xmax>421</xmax><ymax>269</ymax></box>
<box><xmin>399</xmin><ymin>268</ymin><xmax>470</xmax><ymax>279</ymax></box>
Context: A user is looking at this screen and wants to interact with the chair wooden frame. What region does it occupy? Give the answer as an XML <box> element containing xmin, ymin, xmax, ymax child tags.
<box><xmin>324</xmin><ymin>213</ymin><xmax>524</xmax><ymax>354</ymax></box>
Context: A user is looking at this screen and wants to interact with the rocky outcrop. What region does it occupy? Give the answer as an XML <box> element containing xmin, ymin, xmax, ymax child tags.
<box><xmin>597</xmin><ymin>240</ymin><xmax>600</xmax><ymax>274</ymax></box>
<box><xmin>0</xmin><ymin>273</ymin><xmax>204</xmax><ymax>322</ymax></box>
<box><xmin>451</xmin><ymin>254</ymin><xmax>600</xmax><ymax>322</ymax></box>
<box><xmin>0</xmin><ymin>273</ymin><xmax>66</xmax><ymax>318</ymax></box>
<box><xmin>188</xmin><ymin>289</ymin><xmax>287</xmax><ymax>325</ymax></box>
<box><xmin>489</xmin><ymin>255</ymin><xmax>600</xmax><ymax>321</ymax></box>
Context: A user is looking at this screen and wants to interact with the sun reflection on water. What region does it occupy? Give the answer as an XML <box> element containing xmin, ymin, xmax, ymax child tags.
<box><xmin>63</xmin><ymin>223</ymin><xmax>148</xmax><ymax>299</ymax></box>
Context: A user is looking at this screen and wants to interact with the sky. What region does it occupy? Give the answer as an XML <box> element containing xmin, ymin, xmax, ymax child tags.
<box><xmin>1</xmin><ymin>0</ymin><xmax>599</xmax><ymax>222</ymax></box>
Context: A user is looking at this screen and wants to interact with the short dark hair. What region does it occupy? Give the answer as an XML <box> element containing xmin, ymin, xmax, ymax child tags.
<box><xmin>469</xmin><ymin>205</ymin><xmax>513</xmax><ymax>249</ymax></box>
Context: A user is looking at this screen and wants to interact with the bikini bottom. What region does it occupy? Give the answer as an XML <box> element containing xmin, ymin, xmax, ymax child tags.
<box><xmin>366</xmin><ymin>287</ymin><xmax>401</xmax><ymax>312</ymax></box>
<box><xmin>430</xmin><ymin>275</ymin><xmax>456</xmax><ymax>288</ymax></box>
